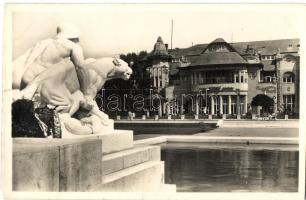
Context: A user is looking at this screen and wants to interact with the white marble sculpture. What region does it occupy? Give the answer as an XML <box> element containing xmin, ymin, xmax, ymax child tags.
<box><xmin>12</xmin><ymin>23</ymin><xmax>132</xmax><ymax>136</ymax></box>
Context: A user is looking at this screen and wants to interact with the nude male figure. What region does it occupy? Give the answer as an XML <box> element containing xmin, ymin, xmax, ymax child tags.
<box><xmin>13</xmin><ymin>23</ymin><xmax>92</xmax><ymax>112</ymax></box>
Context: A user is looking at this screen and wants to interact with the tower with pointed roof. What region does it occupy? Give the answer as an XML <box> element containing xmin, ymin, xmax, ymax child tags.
<box><xmin>144</xmin><ymin>36</ymin><xmax>172</xmax><ymax>92</ymax></box>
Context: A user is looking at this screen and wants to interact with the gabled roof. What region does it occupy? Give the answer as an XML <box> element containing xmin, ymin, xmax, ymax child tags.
<box><xmin>169</xmin><ymin>38</ymin><xmax>300</xmax><ymax>58</ymax></box>
<box><xmin>191</xmin><ymin>52</ymin><xmax>247</xmax><ymax>66</ymax></box>
<box><xmin>232</xmin><ymin>39</ymin><xmax>299</xmax><ymax>55</ymax></box>
<box><xmin>189</xmin><ymin>38</ymin><xmax>247</xmax><ymax>67</ymax></box>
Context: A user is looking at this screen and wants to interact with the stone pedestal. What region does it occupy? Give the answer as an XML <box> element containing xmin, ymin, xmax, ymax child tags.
<box><xmin>167</xmin><ymin>115</ymin><xmax>172</xmax><ymax>120</ymax></box>
<box><xmin>252</xmin><ymin>114</ymin><xmax>256</xmax><ymax>120</ymax></box>
<box><xmin>142</xmin><ymin>115</ymin><xmax>146</xmax><ymax>120</ymax></box>
<box><xmin>194</xmin><ymin>114</ymin><xmax>199</xmax><ymax>120</ymax></box>
<box><xmin>116</xmin><ymin>115</ymin><xmax>121</xmax><ymax>120</ymax></box>
<box><xmin>208</xmin><ymin>115</ymin><xmax>212</xmax><ymax>120</ymax></box>
<box><xmin>237</xmin><ymin>114</ymin><xmax>241</xmax><ymax>120</ymax></box>
<box><xmin>180</xmin><ymin>115</ymin><xmax>185</xmax><ymax>120</ymax></box>
<box><xmin>13</xmin><ymin>138</ymin><xmax>103</xmax><ymax>192</ymax></box>
<box><xmin>222</xmin><ymin>114</ymin><xmax>226</xmax><ymax>119</ymax></box>
<box><xmin>285</xmin><ymin>114</ymin><xmax>289</xmax><ymax>120</ymax></box>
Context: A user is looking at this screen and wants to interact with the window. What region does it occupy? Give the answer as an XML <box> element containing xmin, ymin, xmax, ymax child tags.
<box><xmin>283</xmin><ymin>72</ymin><xmax>295</xmax><ymax>83</ymax></box>
<box><xmin>239</xmin><ymin>96</ymin><xmax>245</xmax><ymax>114</ymax></box>
<box><xmin>249</xmin><ymin>72</ymin><xmax>256</xmax><ymax>80</ymax></box>
<box><xmin>235</xmin><ymin>74</ymin><xmax>239</xmax><ymax>83</ymax></box>
<box><xmin>283</xmin><ymin>95</ymin><xmax>295</xmax><ymax>113</ymax></box>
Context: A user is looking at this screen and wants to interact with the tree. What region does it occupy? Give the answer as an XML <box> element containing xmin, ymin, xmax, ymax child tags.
<box><xmin>101</xmin><ymin>51</ymin><xmax>150</xmax><ymax>116</ymax></box>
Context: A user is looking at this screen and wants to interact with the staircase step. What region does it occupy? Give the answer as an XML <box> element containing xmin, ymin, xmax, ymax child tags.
<box><xmin>102</xmin><ymin>146</ymin><xmax>160</xmax><ymax>175</ymax></box>
<box><xmin>101</xmin><ymin>161</ymin><xmax>164</xmax><ymax>192</ymax></box>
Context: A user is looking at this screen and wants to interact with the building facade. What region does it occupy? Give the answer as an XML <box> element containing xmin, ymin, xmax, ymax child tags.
<box><xmin>143</xmin><ymin>37</ymin><xmax>299</xmax><ymax>117</ymax></box>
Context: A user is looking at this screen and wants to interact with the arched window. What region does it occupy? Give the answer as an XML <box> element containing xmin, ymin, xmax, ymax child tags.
<box><xmin>283</xmin><ymin>72</ymin><xmax>295</xmax><ymax>83</ymax></box>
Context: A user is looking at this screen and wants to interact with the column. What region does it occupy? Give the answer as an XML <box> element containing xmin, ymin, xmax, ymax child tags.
<box><xmin>190</xmin><ymin>73</ymin><xmax>194</xmax><ymax>85</ymax></box>
<box><xmin>194</xmin><ymin>72</ymin><xmax>197</xmax><ymax>84</ymax></box>
<box><xmin>219</xmin><ymin>96</ymin><xmax>223</xmax><ymax>115</ymax></box>
<box><xmin>211</xmin><ymin>97</ymin><xmax>215</xmax><ymax>115</ymax></box>
<box><xmin>159</xmin><ymin>102</ymin><xmax>162</xmax><ymax>117</ymax></box>
<box><xmin>228</xmin><ymin>95</ymin><xmax>232</xmax><ymax>114</ymax></box>
<box><xmin>153</xmin><ymin>68</ymin><xmax>156</xmax><ymax>87</ymax></box>
<box><xmin>161</xmin><ymin>68</ymin><xmax>164</xmax><ymax>88</ymax></box>
<box><xmin>238</xmin><ymin>71</ymin><xmax>241</xmax><ymax>83</ymax></box>
<box><xmin>236</xmin><ymin>95</ymin><xmax>240</xmax><ymax>115</ymax></box>
<box><xmin>244</xmin><ymin>95</ymin><xmax>248</xmax><ymax>114</ymax></box>
<box><xmin>195</xmin><ymin>97</ymin><xmax>199</xmax><ymax>115</ymax></box>
<box><xmin>166</xmin><ymin>103</ymin><xmax>170</xmax><ymax>115</ymax></box>
<box><xmin>157</xmin><ymin>68</ymin><xmax>160</xmax><ymax>88</ymax></box>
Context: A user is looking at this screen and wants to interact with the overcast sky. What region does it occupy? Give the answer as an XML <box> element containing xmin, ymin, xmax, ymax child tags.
<box><xmin>12</xmin><ymin>4</ymin><xmax>304</xmax><ymax>59</ymax></box>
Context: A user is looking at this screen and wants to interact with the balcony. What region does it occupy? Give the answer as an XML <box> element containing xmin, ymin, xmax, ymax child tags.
<box><xmin>191</xmin><ymin>83</ymin><xmax>248</xmax><ymax>93</ymax></box>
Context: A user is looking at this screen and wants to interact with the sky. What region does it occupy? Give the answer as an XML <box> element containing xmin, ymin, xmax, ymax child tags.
<box><xmin>11</xmin><ymin>4</ymin><xmax>305</xmax><ymax>59</ymax></box>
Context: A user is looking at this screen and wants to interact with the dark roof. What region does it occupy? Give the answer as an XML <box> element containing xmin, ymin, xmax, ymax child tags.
<box><xmin>232</xmin><ymin>39</ymin><xmax>299</xmax><ymax>55</ymax></box>
<box><xmin>169</xmin><ymin>38</ymin><xmax>300</xmax><ymax>58</ymax></box>
<box><xmin>211</xmin><ymin>38</ymin><xmax>227</xmax><ymax>43</ymax></box>
<box><xmin>168</xmin><ymin>44</ymin><xmax>208</xmax><ymax>57</ymax></box>
<box><xmin>261</xmin><ymin>60</ymin><xmax>276</xmax><ymax>71</ymax></box>
<box><xmin>190</xmin><ymin>52</ymin><xmax>247</xmax><ymax>66</ymax></box>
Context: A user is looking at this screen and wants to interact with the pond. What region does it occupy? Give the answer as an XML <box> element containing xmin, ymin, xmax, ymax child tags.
<box><xmin>161</xmin><ymin>143</ymin><xmax>299</xmax><ymax>192</ymax></box>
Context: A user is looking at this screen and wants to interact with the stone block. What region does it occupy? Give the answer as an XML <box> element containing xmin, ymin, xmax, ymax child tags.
<box><xmin>167</xmin><ymin>115</ymin><xmax>171</xmax><ymax>120</ymax></box>
<box><xmin>54</xmin><ymin>130</ymin><xmax>134</xmax><ymax>154</ymax></box>
<box><xmin>194</xmin><ymin>114</ymin><xmax>199</xmax><ymax>119</ymax></box>
<box><xmin>180</xmin><ymin>115</ymin><xmax>185</xmax><ymax>120</ymax></box>
<box><xmin>102</xmin><ymin>161</ymin><xmax>164</xmax><ymax>192</ymax></box>
<box><xmin>142</xmin><ymin>115</ymin><xmax>146</xmax><ymax>120</ymax></box>
<box><xmin>102</xmin><ymin>146</ymin><xmax>160</xmax><ymax>175</ymax></box>
<box><xmin>252</xmin><ymin>114</ymin><xmax>257</xmax><ymax>120</ymax></box>
<box><xmin>59</xmin><ymin>140</ymin><xmax>102</xmax><ymax>191</ymax></box>
<box><xmin>13</xmin><ymin>145</ymin><xmax>60</xmax><ymax>191</ymax></box>
<box><xmin>96</xmin><ymin>131</ymin><xmax>134</xmax><ymax>154</ymax></box>
<box><xmin>13</xmin><ymin>138</ymin><xmax>103</xmax><ymax>192</ymax></box>
<box><xmin>285</xmin><ymin>114</ymin><xmax>289</xmax><ymax>120</ymax></box>
<box><xmin>237</xmin><ymin>114</ymin><xmax>241</xmax><ymax>119</ymax></box>
<box><xmin>116</xmin><ymin>115</ymin><xmax>121</xmax><ymax>120</ymax></box>
<box><xmin>208</xmin><ymin>114</ymin><xmax>212</xmax><ymax>120</ymax></box>
<box><xmin>154</xmin><ymin>115</ymin><xmax>159</xmax><ymax>120</ymax></box>
<box><xmin>222</xmin><ymin>114</ymin><xmax>226</xmax><ymax>119</ymax></box>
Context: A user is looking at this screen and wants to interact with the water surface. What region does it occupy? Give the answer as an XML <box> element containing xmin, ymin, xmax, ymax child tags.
<box><xmin>161</xmin><ymin>143</ymin><xmax>299</xmax><ymax>192</ymax></box>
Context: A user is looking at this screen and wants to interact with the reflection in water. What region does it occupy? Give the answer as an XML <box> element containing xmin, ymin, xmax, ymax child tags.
<box><xmin>161</xmin><ymin>144</ymin><xmax>298</xmax><ymax>192</ymax></box>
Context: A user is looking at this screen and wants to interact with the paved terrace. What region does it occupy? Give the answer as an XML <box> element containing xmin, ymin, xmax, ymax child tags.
<box><xmin>133</xmin><ymin>120</ymin><xmax>299</xmax><ymax>141</ymax></box>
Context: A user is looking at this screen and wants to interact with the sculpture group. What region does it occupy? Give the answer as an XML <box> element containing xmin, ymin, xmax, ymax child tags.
<box><xmin>12</xmin><ymin>23</ymin><xmax>132</xmax><ymax>137</ymax></box>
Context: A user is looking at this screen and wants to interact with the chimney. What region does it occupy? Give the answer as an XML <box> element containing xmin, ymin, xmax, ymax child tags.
<box><xmin>165</xmin><ymin>44</ymin><xmax>168</xmax><ymax>50</ymax></box>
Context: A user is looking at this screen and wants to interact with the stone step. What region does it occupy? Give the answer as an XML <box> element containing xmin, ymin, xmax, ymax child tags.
<box><xmin>101</xmin><ymin>161</ymin><xmax>165</xmax><ymax>192</ymax></box>
<box><xmin>102</xmin><ymin>145</ymin><xmax>161</xmax><ymax>175</ymax></box>
<box><xmin>160</xmin><ymin>184</ymin><xmax>177</xmax><ymax>193</ymax></box>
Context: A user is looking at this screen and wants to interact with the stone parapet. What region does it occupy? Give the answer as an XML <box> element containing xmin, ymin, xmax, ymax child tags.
<box><xmin>13</xmin><ymin>138</ymin><xmax>102</xmax><ymax>192</ymax></box>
